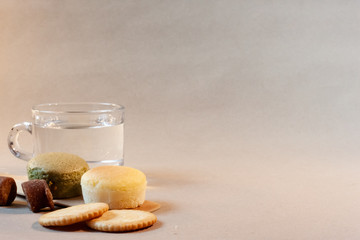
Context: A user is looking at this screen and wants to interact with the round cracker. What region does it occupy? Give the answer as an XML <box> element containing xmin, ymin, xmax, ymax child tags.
<box><xmin>39</xmin><ymin>202</ymin><xmax>109</xmax><ymax>226</ymax></box>
<box><xmin>86</xmin><ymin>210</ymin><xmax>157</xmax><ymax>232</ymax></box>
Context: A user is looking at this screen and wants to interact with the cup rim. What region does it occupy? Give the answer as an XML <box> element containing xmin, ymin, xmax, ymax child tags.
<box><xmin>32</xmin><ymin>102</ymin><xmax>125</xmax><ymax>114</ymax></box>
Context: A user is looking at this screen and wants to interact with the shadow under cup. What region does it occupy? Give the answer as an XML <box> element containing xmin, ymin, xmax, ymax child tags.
<box><xmin>8</xmin><ymin>102</ymin><xmax>125</xmax><ymax>168</ymax></box>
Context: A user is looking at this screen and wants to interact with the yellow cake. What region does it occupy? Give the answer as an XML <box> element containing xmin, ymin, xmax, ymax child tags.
<box><xmin>80</xmin><ymin>166</ymin><xmax>147</xmax><ymax>209</ymax></box>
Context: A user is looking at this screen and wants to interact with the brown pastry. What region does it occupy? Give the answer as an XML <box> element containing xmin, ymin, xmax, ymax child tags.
<box><xmin>0</xmin><ymin>176</ymin><xmax>17</xmax><ymax>206</ymax></box>
<box><xmin>21</xmin><ymin>179</ymin><xmax>55</xmax><ymax>212</ymax></box>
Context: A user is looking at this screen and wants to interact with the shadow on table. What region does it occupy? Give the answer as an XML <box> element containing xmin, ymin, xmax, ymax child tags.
<box><xmin>32</xmin><ymin>221</ymin><xmax>93</xmax><ymax>233</ymax></box>
<box><xmin>32</xmin><ymin>219</ymin><xmax>164</xmax><ymax>233</ymax></box>
<box><xmin>0</xmin><ymin>200</ymin><xmax>28</xmax><ymax>214</ymax></box>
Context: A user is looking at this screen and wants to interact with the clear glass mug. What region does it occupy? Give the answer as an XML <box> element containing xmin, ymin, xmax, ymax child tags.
<box><xmin>8</xmin><ymin>103</ymin><xmax>125</xmax><ymax>168</ymax></box>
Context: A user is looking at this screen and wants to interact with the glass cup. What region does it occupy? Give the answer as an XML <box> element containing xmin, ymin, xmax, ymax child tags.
<box><xmin>8</xmin><ymin>102</ymin><xmax>125</xmax><ymax>168</ymax></box>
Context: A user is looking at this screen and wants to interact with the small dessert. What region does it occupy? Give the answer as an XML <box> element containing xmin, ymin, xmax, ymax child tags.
<box><xmin>27</xmin><ymin>152</ymin><xmax>89</xmax><ymax>198</ymax></box>
<box><xmin>86</xmin><ymin>209</ymin><xmax>157</xmax><ymax>232</ymax></box>
<box><xmin>81</xmin><ymin>166</ymin><xmax>147</xmax><ymax>209</ymax></box>
<box><xmin>38</xmin><ymin>202</ymin><xmax>109</xmax><ymax>226</ymax></box>
<box><xmin>0</xmin><ymin>176</ymin><xmax>17</xmax><ymax>206</ymax></box>
<box><xmin>21</xmin><ymin>179</ymin><xmax>54</xmax><ymax>212</ymax></box>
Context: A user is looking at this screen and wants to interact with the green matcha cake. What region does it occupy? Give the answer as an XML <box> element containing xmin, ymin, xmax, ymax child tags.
<box><xmin>27</xmin><ymin>152</ymin><xmax>89</xmax><ymax>199</ymax></box>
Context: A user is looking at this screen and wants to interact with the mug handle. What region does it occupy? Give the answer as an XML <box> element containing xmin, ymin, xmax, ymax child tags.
<box><xmin>8</xmin><ymin>122</ymin><xmax>33</xmax><ymax>161</ymax></box>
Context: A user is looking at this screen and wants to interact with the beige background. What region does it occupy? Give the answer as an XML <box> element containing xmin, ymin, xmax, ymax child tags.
<box><xmin>1</xmin><ymin>1</ymin><xmax>360</xmax><ymax>239</ymax></box>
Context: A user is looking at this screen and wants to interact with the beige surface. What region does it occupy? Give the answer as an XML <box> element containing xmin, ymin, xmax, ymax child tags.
<box><xmin>1</xmin><ymin>0</ymin><xmax>360</xmax><ymax>239</ymax></box>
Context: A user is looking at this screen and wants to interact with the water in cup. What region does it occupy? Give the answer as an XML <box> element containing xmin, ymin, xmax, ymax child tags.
<box><xmin>8</xmin><ymin>103</ymin><xmax>125</xmax><ymax>167</ymax></box>
<box><xmin>33</xmin><ymin>122</ymin><xmax>124</xmax><ymax>168</ymax></box>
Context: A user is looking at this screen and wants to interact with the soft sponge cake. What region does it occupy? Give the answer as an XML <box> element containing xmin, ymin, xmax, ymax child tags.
<box><xmin>81</xmin><ymin>166</ymin><xmax>147</xmax><ymax>209</ymax></box>
<box><xmin>27</xmin><ymin>152</ymin><xmax>89</xmax><ymax>199</ymax></box>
